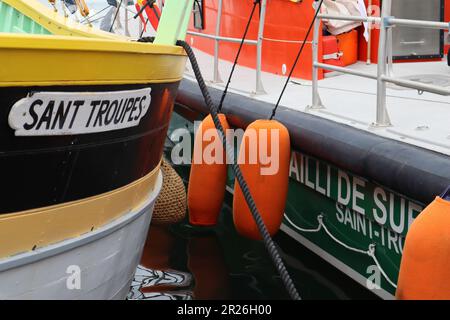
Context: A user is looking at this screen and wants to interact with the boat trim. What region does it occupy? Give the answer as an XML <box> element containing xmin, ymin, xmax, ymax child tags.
<box><xmin>0</xmin><ymin>170</ymin><xmax>162</xmax><ymax>273</ymax></box>
<box><xmin>0</xmin><ymin>161</ymin><xmax>161</xmax><ymax>258</ymax></box>
<box><xmin>0</xmin><ymin>34</ymin><xmax>186</xmax><ymax>87</ymax></box>
<box><xmin>0</xmin><ymin>33</ymin><xmax>186</xmax><ymax>55</ymax></box>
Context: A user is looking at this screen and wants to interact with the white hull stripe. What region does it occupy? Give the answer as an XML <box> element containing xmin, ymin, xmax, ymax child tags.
<box><xmin>0</xmin><ymin>171</ymin><xmax>163</xmax><ymax>273</ymax></box>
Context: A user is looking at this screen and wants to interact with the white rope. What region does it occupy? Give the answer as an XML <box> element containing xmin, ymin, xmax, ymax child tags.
<box><xmin>283</xmin><ymin>214</ymin><xmax>322</xmax><ymax>233</ymax></box>
<box><xmin>60</xmin><ymin>1</ymin><xmax>68</xmax><ymax>18</ymax></box>
<box><xmin>284</xmin><ymin>213</ymin><xmax>398</xmax><ymax>288</ymax></box>
<box><xmin>368</xmin><ymin>245</ymin><xmax>398</xmax><ymax>289</ymax></box>
<box><xmin>80</xmin><ymin>6</ymin><xmax>110</xmax><ymax>24</ymax></box>
<box><xmin>318</xmin><ymin>215</ymin><xmax>369</xmax><ymax>255</ymax></box>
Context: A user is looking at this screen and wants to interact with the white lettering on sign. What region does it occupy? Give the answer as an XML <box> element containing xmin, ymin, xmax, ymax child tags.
<box><xmin>335</xmin><ymin>202</ymin><xmax>404</xmax><ymax>255</ymax></box>
<box><xmin>8</xmin><ymin>88</ymin><xmax>152</xmax><ymax>136</ymax></box>
<box><xmin>289</xmin><ymin>151</ymin><xmax>423</xmax><ymax>235</ymax></box>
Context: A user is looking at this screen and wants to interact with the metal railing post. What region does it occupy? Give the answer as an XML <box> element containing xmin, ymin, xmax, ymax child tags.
<box><xmin>310</xmin><ymin>7</ymin><xmax>323</xmax><ymax>110</ymax></box>
<box><xmin>213</xmin><ymin>0</ymin><xmax>223</xmax><ymax>83</ymax></box>
<box><xmin>374</xmin><ymin>0</ymin><xmax>392</xmax><ymax>127</ymax></box>
<box><xmin>386</xmin><ymin>26</ymin><xmax>394</xmax><ymax>77</ymax></box>
<box><xmin>366</xmin><ymin>0</ymin><xmax>372</xmax><ymax>64</ymax></box>
<box><xmin>255</xmin><ymin>0</ymin><xmax>267</xmax><ymax>94</ymax></box>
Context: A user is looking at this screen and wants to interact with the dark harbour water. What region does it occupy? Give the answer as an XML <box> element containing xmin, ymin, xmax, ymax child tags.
<box><xmin>127</xmin><ymin>166</ymin><xmax>380</xmax><ymax>300</ymax></box>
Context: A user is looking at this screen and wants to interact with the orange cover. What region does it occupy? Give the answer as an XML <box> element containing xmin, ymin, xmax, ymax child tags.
<box><xmin>336</xmin><ymin>30</ymin><xmax>358</xmax><ymax>66</ymax></box>
<box><xmin>396</xmin><ymin>197</ymin><xmax>450</xmax><ymax>300</ymax></box>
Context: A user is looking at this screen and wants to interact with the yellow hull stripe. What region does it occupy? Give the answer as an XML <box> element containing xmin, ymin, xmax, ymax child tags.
<box><xmin>0</xmin><ymin>163</ymin><xmax>161</xmax><ymax>259</ymax></box>
<box><xmin>0</xmin><ymin>34</ymin><xmax>187</xmax><ymax>87</ymax></box>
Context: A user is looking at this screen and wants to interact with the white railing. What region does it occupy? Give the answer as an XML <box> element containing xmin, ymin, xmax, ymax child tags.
<box><xmin>311</xmin><ymin>0</ymin><xmax>450</xmax><ymax>127</ymax></box>
<box><xmin>186</xmin><ymin>0</ymin><xmax>449</xmax><ymax>123</ymax></box>
<box><xmin>186</xmin><ymin>0</ymin><xmax>267</xmax><ymax>94</ymax></box>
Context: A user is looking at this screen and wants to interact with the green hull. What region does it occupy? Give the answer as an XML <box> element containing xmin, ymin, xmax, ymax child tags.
<box><xmin>168</xmin><ymin>111</ymin><xmax>425</xmax><ymax>299</ymax></box>
<box><xmin>281</xmin><ymin>151</ymin><xmax>422</xmax><ymax>298</ymax></box>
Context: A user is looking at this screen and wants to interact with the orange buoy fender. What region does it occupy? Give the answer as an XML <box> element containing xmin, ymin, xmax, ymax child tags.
<box><xmin>188</xmin><ymin>114</ymin><xmax>230</xmax><ymax>226</ymax></box>
<box><xmin>142</xmin><ymin>0</ymin><xmax>161</xmax><ymax>31</ymax></box>
<box><xmin>396</xmin><ymin>194</ymin><xmax>450</xmax><ymax>300</ymax></box>
<box><xmin>233</xmin><ymin>119</ymin><xmax>291</xmax><ymax>240</ymax></box>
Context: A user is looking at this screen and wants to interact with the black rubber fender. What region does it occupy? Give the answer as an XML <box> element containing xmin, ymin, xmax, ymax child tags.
<box><xmin>176</xmin><ymin>78</ymin><xmax>450</xmax><ymax>205</ymax></box>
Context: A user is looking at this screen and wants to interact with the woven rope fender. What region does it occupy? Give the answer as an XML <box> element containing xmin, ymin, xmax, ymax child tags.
<box><xmin>152</xmin><ymin>160</ymin><xmax>187</xmax><ymax>225</ymax></box>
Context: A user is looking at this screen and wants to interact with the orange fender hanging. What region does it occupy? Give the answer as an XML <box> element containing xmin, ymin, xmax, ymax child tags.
<box><xmin>142</xmin><ymin>0</ymin><xmax>161</xmax><ymax>31</ymax></box>
<box><xmin>187</xmin><ymin>114</ymin><xmax>230</xmax><ymax>226</ymax></box>
<box><xmin>233</xmin><ymin>120</ymin><xmax>291</xmax><ymax>240</ymax></box>
<box><xmin>396</xmin><ymin>190</ymin><xmax>450</xmax><ymax>300</ymax></box>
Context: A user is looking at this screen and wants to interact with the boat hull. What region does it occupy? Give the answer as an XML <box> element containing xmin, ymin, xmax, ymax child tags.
<box><xmin>0</xmin><ymin>170</ymin><xmax>162</xmax><ymax>300</ymax></box>
<box><xmin>0</xmin><ymin>83</ymin><xmax>178</xmax><ymax>214</ymax></box>
<box><xmin>0</xmin><ymin>10</ymin><xmax>187</xmax><ymax>300</ymax></box>
<box><xmin>171</xmin><ymin>79</ymin><xmax>450</xmax><ymax>298</ymax></box>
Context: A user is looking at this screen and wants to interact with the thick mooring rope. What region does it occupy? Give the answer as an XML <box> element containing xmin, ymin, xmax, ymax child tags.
<box><xmin>176</xmin><ymin>40</ymin><xmax>301</xmax><ymax>300</ymax></box>
<box><xmin>138</xmin><ymin>0</ymin><xmax>301</xmax><ymax>299</ymax></box>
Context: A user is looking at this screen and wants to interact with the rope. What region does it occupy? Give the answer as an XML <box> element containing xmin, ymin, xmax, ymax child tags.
<box><xmin>176</xmin><ymin>39</ymin><xmax>301</xmax><ymax>301</ymax></box>
<box><xmin>284</xmin><ymin>213</ymin><xmax>398</xmax><ymax>288</ymax></box>
<box><xmin>109</xmin><ymin>0</ymin><xmax>124</xmax><ymax>32</ymax></box>
<box><xmin>140</xmin><ymin>0</ymin><xmax>395</xmax><ymax>293</ymax></box>
<box><xmin>87</xmin><ymin>14</ymin><xmax>109</xmax><ymax>25</ymax></box>
<box><xmin>217</xmin><ymin>0</ymin><xmax>259</xmax><ymax>113</ymax></box>
<box><xmin>318</xmin><ymin>216</ymin><xmax>368</xmax><ymax>255</ymax></box>
<box><xmin>283</xmin><ymin>214</ymin><xmax>322</xmax><ymax>233</ymax></box>
<box><xmin>368</xmin><ymin>245</ymin><xmax>398</xmax><ymax>288</ymax></box>
<box><xmin>140</xmin><ymin>18</ymin><xmax>149</xmax><ymax>38</ymax></box>
<box><xmin>269</xmin><ymin>0</ymin><xmax>324</xmax><ymax>120</ymax></box>
<box><xmin>80</xmin><ymin>6</ymin><xmax>109</xmax><ymax>24</ymax></box>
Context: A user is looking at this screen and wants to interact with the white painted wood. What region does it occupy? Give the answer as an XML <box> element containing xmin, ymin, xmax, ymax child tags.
<box><xmin>9</xmin><ymin>88</ymin><xmax>152</xmax><ymax>136</ymax></box>
<box><xmin>0</xmin><ymin>171</ymin><xmax>162</xmax><ymax>300</ymax></box>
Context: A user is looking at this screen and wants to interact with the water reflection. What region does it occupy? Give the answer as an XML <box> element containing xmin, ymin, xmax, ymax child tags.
<box><xmin>128</xmin><ymin>225</ymin><xmax>192</xmax><ymax>300</ymax></box>
<box><xmin>128</xmin><ymin>266</ymin><xmax>192</xmax><ymax>300</ymax></box>
<box><xmin>188</xmin><ymin>236</ymin><xmax>230</xmax><ymax>299</ymax></box>
<box><xmin>128</xmin><ymin>224</ymin><xmax>230</xmax><ymax>300</ymax></box>
<box><xmin>128</xmin><ymin>210</ymin><xmax>380</xmax><ymax>300</ymax></box>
